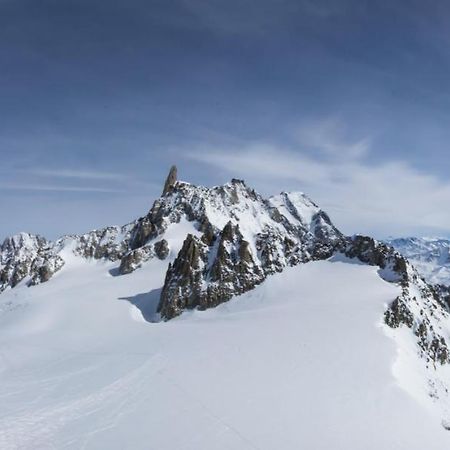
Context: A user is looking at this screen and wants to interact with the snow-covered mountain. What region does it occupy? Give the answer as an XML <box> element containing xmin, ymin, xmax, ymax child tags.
<box><xmin>387</xmin><ymin>237</ymin><xmax>450</xmax><ymax>286</ymax></box>
<box><xmin>1</xmin><ymin>167</ymin><xmax>450</xmax><ymax>449</ymax></box>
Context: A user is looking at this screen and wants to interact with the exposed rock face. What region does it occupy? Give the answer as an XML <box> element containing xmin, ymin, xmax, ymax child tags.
<box><xmin>158</xmin><ymin>234</ymin><xmax>206</xmax><ymax>318</ymax></box>
<box><xmin>154</xmin><ymin>239</ymin><xmax>169</xmax><ymax>260</ymax></box>
<box><xmin>384</xmin><ymin>277</ymin><xmax>450</xmax><ymax>365</ymax></box>
<box><xmin>343</xmin><ymin>235</ymin><xmax>450</xmax><ymax>365</ymax></box>
<box><xmin>0</xmin><ymin>233</ymin><xmax>65</xmax><ymax>292</ymax></box>
<box><xmin>30</xmin><ymin>253</ymin><xmax>65</xmax><ymax>286</ymax></box>
<box><xmin>129</xmin><ymin>217</ymin><xmax>154</xmax><ymax>251</ymax></box>
<box><xmin>157</xmin><ymin>185</ymin><xmax>345</xmax><ymax>319</ymax></box>
<box><xmin>67</xmin><ymin>225</ymin><xmax>134</xmax><ymax>261</ymax></box>
<box><xmin>118</xmin><ymin>239</ymin><xmax>169</xmax><ymax>274</ymax></box>
<box><xmin>162</xmin><ymin>165</ymin><xmax>178</xmax><ymax>196</ymax></box>
<box><xmin>343</xmin><ymin>235</ymin><xmax>407</xmax><ymax>283</ymax></box>
<box><xmin>0</xmin><ymin>224</ymin><xmax>135</xmax><ymax>291</ymax></box>
<box><xmin>437</xmin><ymin>284</ymin><xmax>450</xmax><ymax>310</ymax></box>
<box><xmin>119</xmin><ymin>245</ymin><xmax>154</xmax><ymax>275</ymax></box>
<box><xmin>158</xmin><ymin>222</ymin><xmax>267</xmax><ymax>318</ymax></box>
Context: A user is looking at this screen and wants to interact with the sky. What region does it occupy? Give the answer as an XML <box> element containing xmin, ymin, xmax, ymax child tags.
<box><xmin>1</xmin><ymin>0</ymin><xmax>450</xmax><ymax>241</ymax></box>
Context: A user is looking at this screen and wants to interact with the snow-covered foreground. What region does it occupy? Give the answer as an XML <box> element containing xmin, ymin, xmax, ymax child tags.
<box><xmin>0</xmin><ymin>255</ymin><xmax>449</xmax><ymax>449</ymax></box>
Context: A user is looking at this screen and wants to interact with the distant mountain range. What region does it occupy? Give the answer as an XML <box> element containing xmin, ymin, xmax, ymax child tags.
<box><xmin>387</xmin><ymin>237</ymin><xmax>450</xmax><ymax>286</ymax></box>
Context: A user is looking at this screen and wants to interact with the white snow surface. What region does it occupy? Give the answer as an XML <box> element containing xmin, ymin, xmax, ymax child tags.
<box><xmin>1</xmin><ymin>254</ymin><xmax>450</xmax><ymax>449</ymax></box>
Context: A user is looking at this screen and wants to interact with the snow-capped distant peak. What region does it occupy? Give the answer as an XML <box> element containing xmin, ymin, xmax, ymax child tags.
<box><xmin>387</xmin><ymin>236</ymin><xmax>450</xmax><ymax>285</ymax></box>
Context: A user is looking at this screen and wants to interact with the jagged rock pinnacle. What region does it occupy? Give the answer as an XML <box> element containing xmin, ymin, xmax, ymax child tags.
<box><xmin>162</xmin><ymin>165</ymin><xmax>178</xmax><ymax>196</ymax></box>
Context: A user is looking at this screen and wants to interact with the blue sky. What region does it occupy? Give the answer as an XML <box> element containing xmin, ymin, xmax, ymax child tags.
<box><xmin>2</xmin><ymin>0</ymin><xmax>450</xmax><ymax>240</ymax></box>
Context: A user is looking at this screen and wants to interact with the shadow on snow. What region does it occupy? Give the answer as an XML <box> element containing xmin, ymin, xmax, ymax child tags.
<box><xmin>119</xmin><ymin>288</ymin><xmax>162</xmax><ymax>323</ymax></box>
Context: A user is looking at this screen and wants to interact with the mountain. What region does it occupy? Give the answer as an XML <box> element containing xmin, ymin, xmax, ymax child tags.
<box><xmin>387</xmin><ymin>237</ymin><xmax>450</xmax><ymax>286</ymax></box>
<box><xmin>1</xmin><ymin>167</ymin><xmax>450</xmax><ymax>449</ymax></box>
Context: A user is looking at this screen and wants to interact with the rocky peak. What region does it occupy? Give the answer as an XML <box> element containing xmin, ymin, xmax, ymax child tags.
<box><xmin>162</xmin><ymin>165</ymin><xmax>178</xmax><ymax>196</ymax></box>
<box><xmin>0</xmin><ymin>232</ymin><xmax>64</xmax><ymax>291</ymax></box>
<box><xmin>1</xmin><ymin>168</ymin><xmax>450</xmax><ymax>369</ymax></box>
<box><xmin>155</xmin><ymin>183</ymin><xmax>345</xmax><ymax>319</ymax></box>
<box><xmin>1</xmin><ymin>232</ymin><xmax>46</xmax><ymax>260</ymax></box>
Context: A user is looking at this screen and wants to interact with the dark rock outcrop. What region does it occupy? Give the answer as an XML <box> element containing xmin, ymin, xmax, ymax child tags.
<box><xmin>162</xmin><ymin>165</ymin><xmax>178</xmax><ymax>196</ymax></box>
<box><xmin>119</xmin><ymin>245</ymin><xmax>154</xmax><ymax>275</ymax></box>
<box><xmin>154</xmin><ymin>239</ymin><xmax>169</xmax><ymax>260</ymax></box>
<box><xmin>158</xmin><ymin>234</ymin><xmax>207</xmax><ymax>318</ymax></box>
<box><xmin>129</xmin><ymin>218</ymin><xmax>154</xmax><ymax>251</ymax></box>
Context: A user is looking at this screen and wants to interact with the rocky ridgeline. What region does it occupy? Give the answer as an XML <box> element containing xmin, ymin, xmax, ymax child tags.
<box><xmin>0</xmin><ymin>224</ymin><xmax>135</xmax><ymax>292</ymax></box>
<box><xmin>1</xmin><ymin>167</ymin><xmax>449</xmax><ymax>365</ymax></box>
<box><xmin>343</xmin><ymin>236</ymin><xmax>450</xmax><ymax>365</ymax></box>
<box><xmin>0</xmin><ymin>233</ymin><xmax>64</xmax><ymax>291</ymax></box>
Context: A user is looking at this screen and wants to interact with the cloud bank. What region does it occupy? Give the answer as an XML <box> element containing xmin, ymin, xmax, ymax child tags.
<box><xmin>186</xmin><ymin>121</ymin><xmax>450</xmax><ymax>238</ymax></box>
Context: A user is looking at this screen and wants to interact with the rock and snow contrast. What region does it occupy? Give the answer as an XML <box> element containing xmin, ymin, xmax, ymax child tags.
<box><xmin>1</xmin><ymin>167</ymin><xmax>450</xmax><ymax>449</ymax></box>
<box><xmin>388</xmin><ymin>237</ymin><xmax>450</xmax><ymax>286</ymax></box>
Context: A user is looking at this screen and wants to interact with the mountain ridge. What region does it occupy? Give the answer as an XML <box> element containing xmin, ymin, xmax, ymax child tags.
<box><xmin>1</xmin><ymin>167</ymin><xmax>450</xmax><ymax>369</ymax></box>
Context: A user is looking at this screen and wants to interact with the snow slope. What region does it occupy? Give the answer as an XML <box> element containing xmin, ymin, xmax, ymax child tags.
<box><xmin>1</xmin><ymin>253</ymin><xmax>449</xmax><ymax>449</ymax></box>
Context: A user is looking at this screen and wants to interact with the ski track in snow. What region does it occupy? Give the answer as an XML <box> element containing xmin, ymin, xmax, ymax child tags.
<box><xmin>0</xmin><ymin>355</ymin><xmax>159</xmax><ymax>449</ymax></box>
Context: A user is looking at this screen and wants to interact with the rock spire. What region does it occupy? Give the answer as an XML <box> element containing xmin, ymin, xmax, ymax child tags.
<box><xmin>162</xmin><ymin>165</ymin><xmax>178</xmax><ymax>196</ymax></box>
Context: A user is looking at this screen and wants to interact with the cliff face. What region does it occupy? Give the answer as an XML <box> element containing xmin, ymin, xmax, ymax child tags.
<box><xmin>156</xmin><ymin>182</ymin><xmax>345</xmax><ymax>319</ymax></box>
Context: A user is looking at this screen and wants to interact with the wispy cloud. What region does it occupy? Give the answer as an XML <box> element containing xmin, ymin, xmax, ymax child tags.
<box><xmin>3</xmin><ymin>168</ymin><xmax>161</xmax><ymax>194</ymax></box>
<box><xmin>0</xmin><ymin>183</ymin><xmax>125</xmax><ymax>193</ymax></box>
<box><xmin>24</xmin><ymin>169</ymin><xmax>128</xmax><ymax>181</ymax></box>
<box><xmin>181</xmin><ymin>0</ymin><xmax>350</xmax><ymax>37</ymax></box>
<box><xmin>186</xmin><ymin>120</ymin><xmax>450</xmax><ymax>238</ymax></box>
<box><xmin>293</xmin><ymin>118</ymin><xmax>372</xmax><ymax>160</ymax></box>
